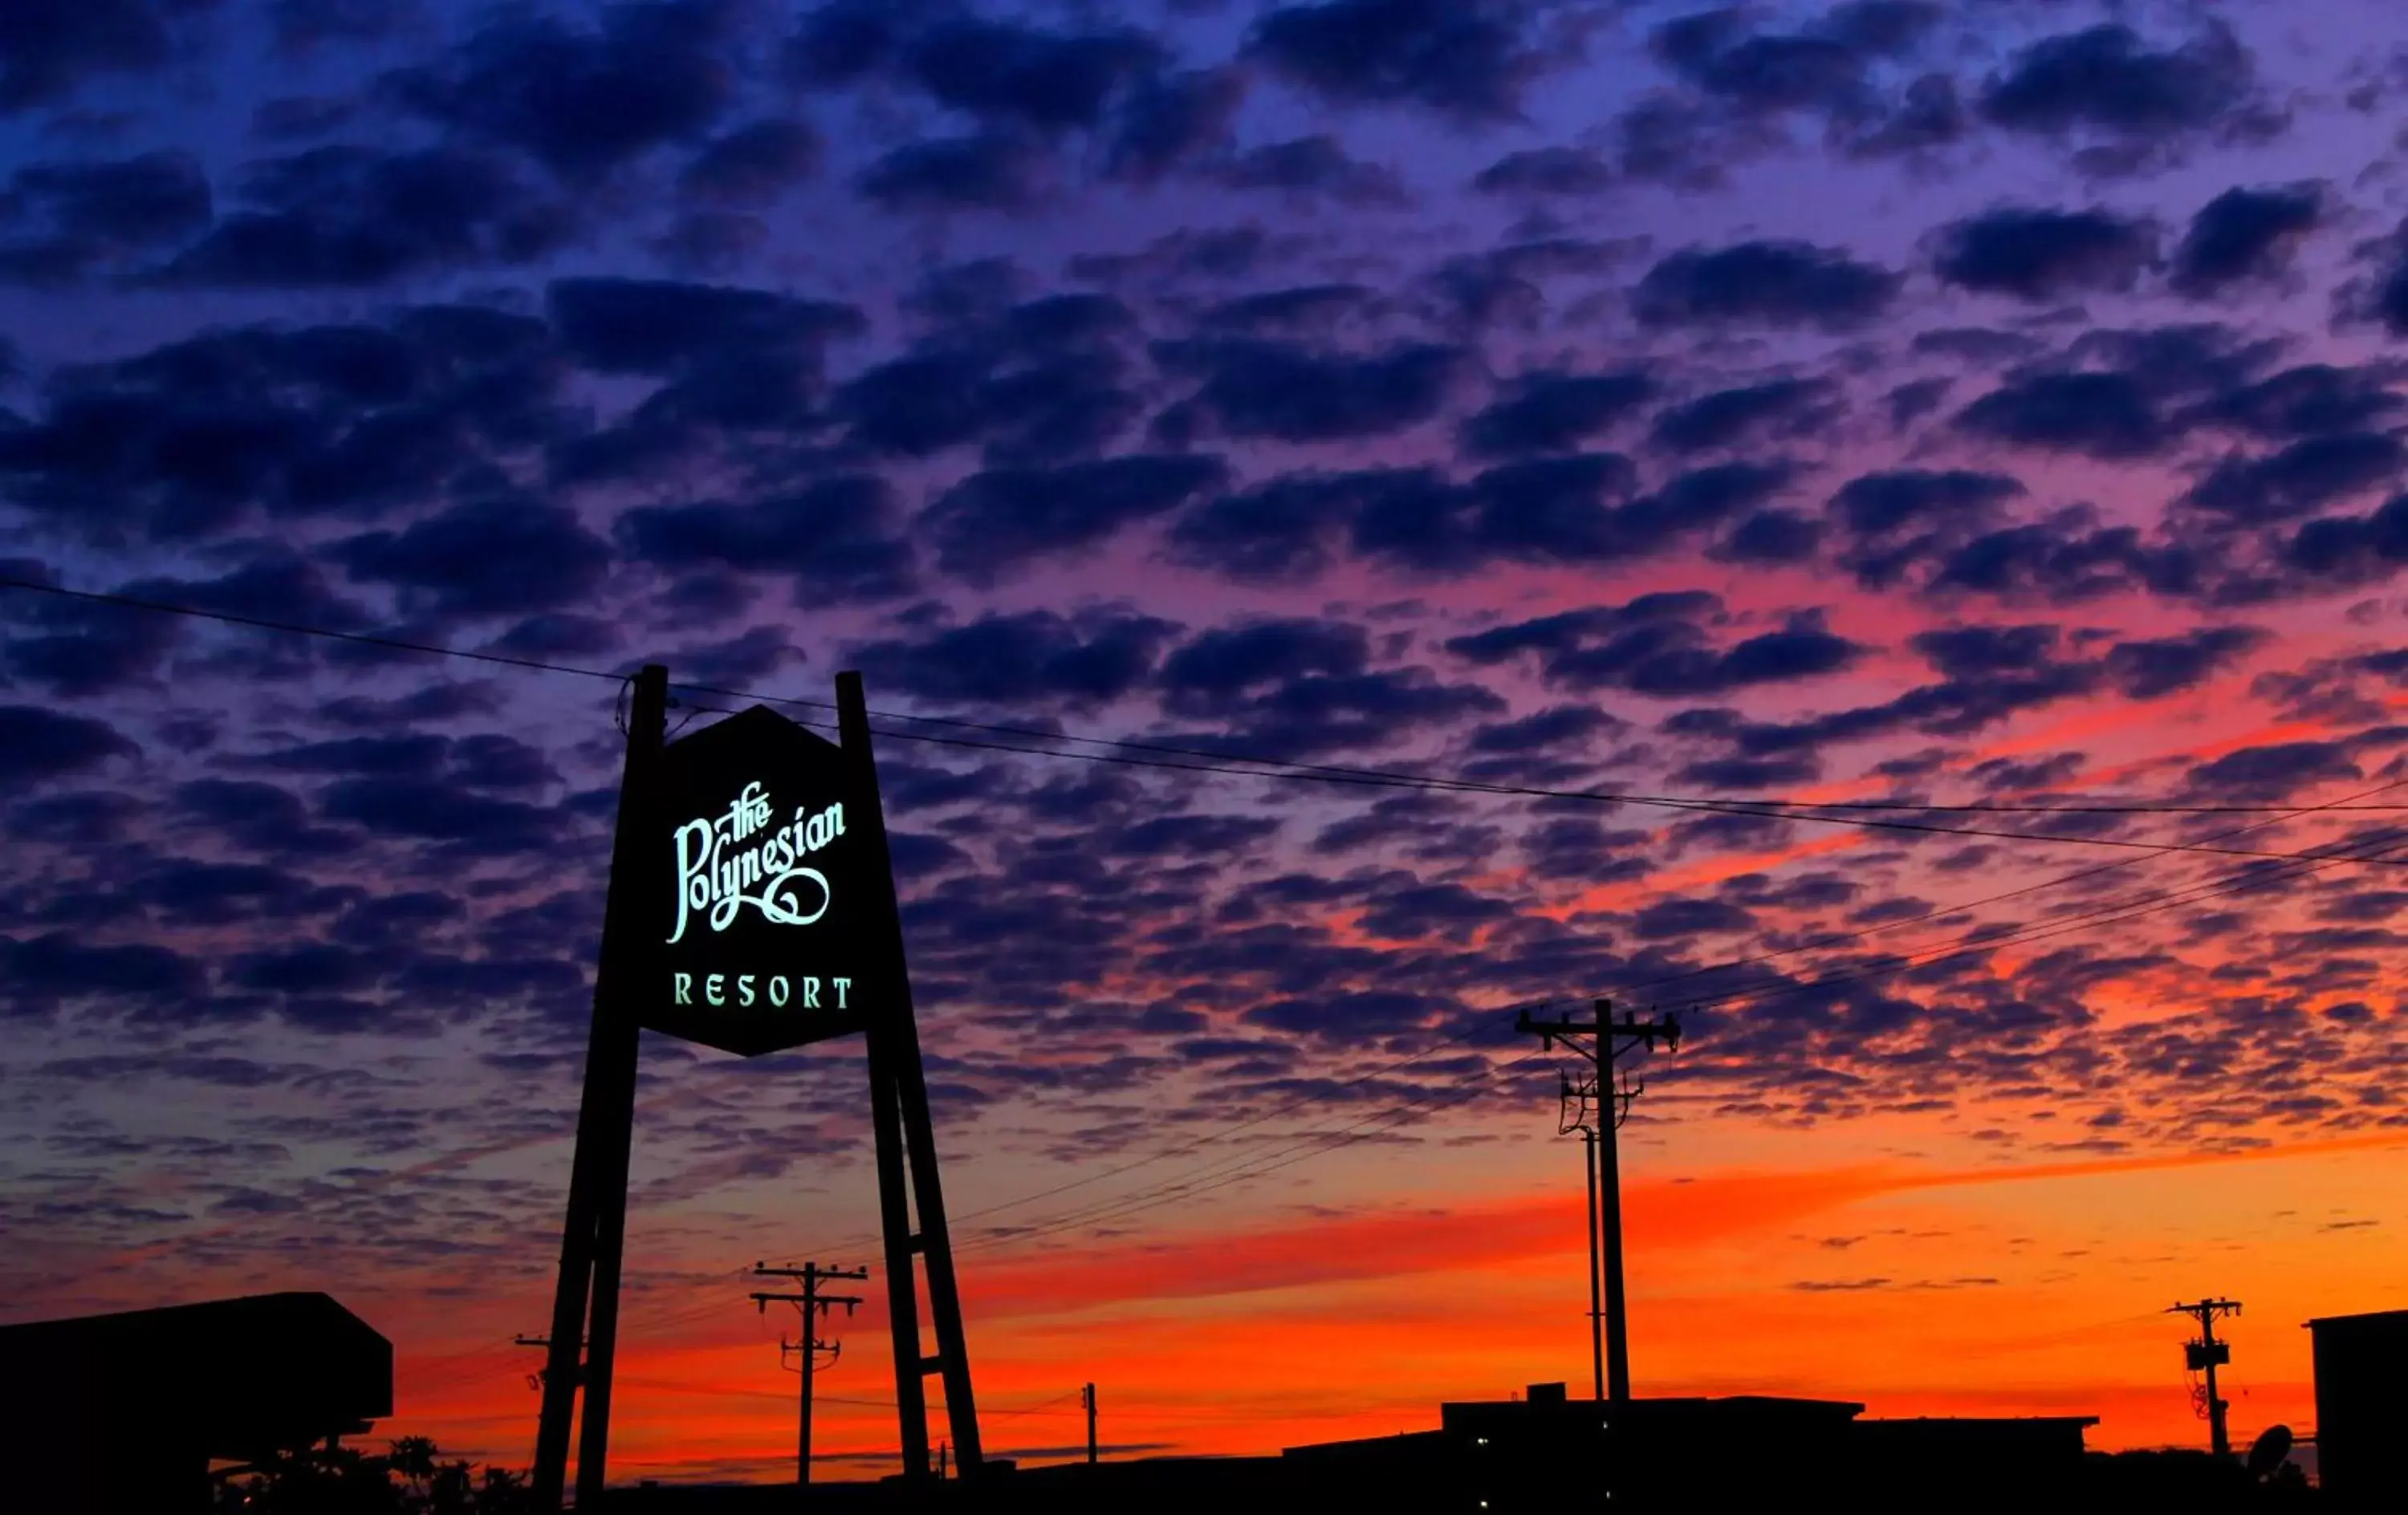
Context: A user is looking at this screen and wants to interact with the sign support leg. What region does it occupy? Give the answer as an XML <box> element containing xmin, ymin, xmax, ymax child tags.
<box><xmin>531</xmin><ymin>664</ymin><xmax>668</xmax><ymax>1511</ymax></box>
<box><xmin>864</xmin><ymin>1022</ymin><xmax>931</xmax><ymax>1480</ymax></box>
<box><xmin>531</xmin><ymin>1034</ymin><xmax>606</xmax><ymax>1506</ymax></box>
<box><xmin>573</xmin><ymin>1007</ymin><xmax>641</xmax><ymax>1506</ymax></box>
<box><xmin>895</xmin><ymin>1023</ymin><xmax>985</xmax><ymax>1472</ymax></box>
<box><xmin>838</xmin><ymin>672</ymin><xmax>986</xmax><ymax>1482</ymax></box>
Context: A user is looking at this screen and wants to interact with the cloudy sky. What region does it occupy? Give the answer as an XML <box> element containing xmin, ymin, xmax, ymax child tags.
<box><xmin>5</xmin><ymin>0</ymin><xmax>2408</xmax><ymax>1483</ymax></box>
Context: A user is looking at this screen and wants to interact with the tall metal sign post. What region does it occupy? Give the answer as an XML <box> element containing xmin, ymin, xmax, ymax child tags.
<box><xmin>531</xmin><ymin>669</ymin><xmax>983</xmax><ymax>1508</ymax></box>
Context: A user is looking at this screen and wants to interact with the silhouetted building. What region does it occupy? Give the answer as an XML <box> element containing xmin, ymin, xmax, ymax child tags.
<box><xmin>0</xmin><ymin>1291</ymin><xmax>392</xmax><ymax>1514</ymax></box>
<box><xmin>2307</xmin><ymin>1308</ymin><xmax>2408</xmax><ymax>1508</ymax></box>
<box><xmin>1279</xmin><ymin>1384</ymin><xmax>2096</xmax><ymax>1512</ymax></box>
<box><xmin>593</xmin><ymin>1381</ymin><xmax>2105</xmax><ymax>1513</ymax></box>
<box><xmin>1853</xmin><ymin>1413</ymin><xmax>2100</xmax><ymax>1495</ymax></box>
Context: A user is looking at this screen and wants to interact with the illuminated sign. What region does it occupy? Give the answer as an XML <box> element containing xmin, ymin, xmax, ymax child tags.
<box><xmin>645</xmin><ymin>705</ymin><xmax>877</xmax><ymax>1055</ymax></box>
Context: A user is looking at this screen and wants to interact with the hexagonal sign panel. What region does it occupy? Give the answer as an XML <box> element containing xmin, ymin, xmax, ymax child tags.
<box><xmin>643</xmin><ymin>705</ymin><xmax>881</xmax><ymax>1056</ymax></box>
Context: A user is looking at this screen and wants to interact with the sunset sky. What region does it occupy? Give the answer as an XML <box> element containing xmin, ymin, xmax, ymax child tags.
<box><xmin>5</xmin><ymin>0</ymin><xmax>2408</xmax><ymax>1486</ymax></box>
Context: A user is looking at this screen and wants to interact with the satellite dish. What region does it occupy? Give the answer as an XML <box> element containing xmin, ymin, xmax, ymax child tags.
<box><xmin>2246</xmin><ymin>1424</ymin><xmax>2293</xmax><ymax>1480</ymax></box>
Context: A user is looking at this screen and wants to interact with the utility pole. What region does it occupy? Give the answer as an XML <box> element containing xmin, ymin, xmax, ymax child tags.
<box><xmin>1519</xmin><ymin>1000</ymin><xmax>1681</xmax><ymax>1403</ymax></box>
<box><xmin>514</xmin><ymin>1334</ymin><xmax>580</xmax><ymax>1395</ymax></box>
<box><xmin>1083</xmin><ymin>1382</ymin><xmax>1097</xmax><ymax>1465</ymax></box>
<box><xmin>755</xmin><ymin>1263</ymin><xmax>868</xmax><ymax>1488</ymax></box>
<box><xmin>2170</xmin><ymin>1298</ymin><xmax>2243</xmax><ymax>1458</ymax></box>
<box><xmin>1560</xmin><ymin>1074</ymin><xmax>1606</xmax><ymax>1403</ymax></box>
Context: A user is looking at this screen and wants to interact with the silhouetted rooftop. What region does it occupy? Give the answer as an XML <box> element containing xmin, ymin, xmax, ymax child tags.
<box><xmin>0</xmin><ymin>1291</ymin><xmax>392</xmax><ymax>1514</ymax></box>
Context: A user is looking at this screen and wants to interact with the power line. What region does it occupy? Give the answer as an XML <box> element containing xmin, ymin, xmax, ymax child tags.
<box><xmin>116</xmin><ymin>786</ymin><xmax>2324</xmax><ymax>1294</ymax></box>
<box><xmin>1588</xmin><ymin>777</ymin><xmax>2408</xmax><ymax>1009</ymax></box>
<box><xmin>1659</xmin><ymin>819</ymin><xmax>2408</xmax><ymax>1019</ymax></box>
<box><xmin>608</xmin><ymin>1379</ymin><xmax>1350</xmax><ymax>1426</ymax></box>
<box><xmin>891</xmin><ymin>814</ymin><xmax>2408</xmax><ymax>1261</ymax></box>
<box><xmin>939</xmin><ymin>998</ymin><xmax>1546</xmax><ymax>1228</ymax></box>
<box><xmin>835</xmin><ymin>723</ymin><xmax>2408</xmax><ymax>868</ymax></box>
<box><xmin>1112</xmin><ymin>832</ymin><xmax>2395</xmax><ymax>1272</ymax></box>
<box><xmin>769</xmin><ymin>701</ymin><xmax>2408</xmax><ymax>816</ymax></box>
<box><xmin>17</xmin><ymin>573</ymin><xmax>2406</xmax><ymax>1272</ymax></box>
<box><xmin>783</xmin><ymin>1004</ymin><xmax>1543</xmax><ymax>1265</ymax></box>
<box><xmin>802</xmin><ymin>790</ymin><xmax>2408</xmax><ymax>1263</ymax></box>
<box><xmin>616</xmin><ymin>1376</ymin><xmax>893</xmax><ymax>1409</ymax></box>
<box><xmin>514</xmin><ymin>782</ymin><xmax>2373</xmax><ymax>1282</ymax></box>
<box><xmin>825</xmin><ymin>1037</ymin><xmax>1530</xmax><ymax>1267</ymax></box>
<box><xmin>6</xmin><ymin>575</ymin><xmax>2403</xmax><ymax>832</ymax></box>
<box><xmin>946</xmin><ymin>1041</ymin><xmax>1554</xmax><ymax>1258</ymax></box>
<box><xmin>0</xmin><ymin>574</ymin><xmax>636</xmax><ymax>686</ymax></box>
<box><xmin>881</xmin><ymin>818</ymin><xmax>2408</xmax><ymax>1242</ymax></box>
<box><xmin>395</xmin><ymin>785</ymin><xmax>2369</xmax><ymax>1281</ymax></box>
<box><xmin>986</xmin><ymin>1390</ymin><xmax>1087</xmax><ymax>1421</ymax></box>
<box><xmin>742</xmin><ymin>871</ymin><xmax>2402</xmax><ymax>1317</ymax></box>
<box><xmin>767</xmin><ymin>800</ymin><xmax>2403</xmax><ymax>1261</ymax></box>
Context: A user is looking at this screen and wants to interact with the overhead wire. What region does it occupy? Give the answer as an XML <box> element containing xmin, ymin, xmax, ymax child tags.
<box><xmin>946</xmin><ymin>1039</ymin><xmax>1556</xmax><ymax>1258</ymax></box>
<box><xmin>977</xmin><ymin>828</ymin><xmax>2402</xmax><ymax>1260</ymax></box>
<box><xmin>10</xmin><ymin>573</ymin><xmax>2402</xmax><ymax>1262</ymax></box>
<box><xmin>1665</xmin><ymin>822</ymin><xmax>2408</xmax><ymax>1019</ymax></box>
<box><xmin>934</xmin><ymin>1003</ymin><xmax>1527</xmax><ymax>1226</ymax></box>
<box><xmin>778</xmin><ymin>1001</ymin><xmax>1550</xmax><ymax>1264</ymax></box>
<box><xmin>30</xmin><ymin>581</ymin><xmax>2375</xmax><ymax>1460</ymax></box>
<box><xmin>1606</xmin><ymin>776</ymin><xmax>2408</xmax><ymax>1013</ymax></box>
<box><xmin>0</xmin><ymin>575</ymin><xmax>634</xmax><ymax>686</ymax></box>
<box><xmin>787</xmin><ymin>787</ymin><xmax>2408</xmax><ymax>1261</ymax></box>
<box><xmin>759</xmin><ymin>700</ymin><xmax>2408</xmax><ymax>816</ymax></box>
<box><xmin>766</xmin><ymin>1016</ymin><xmax>1543</xmax><ymax>1266</ymax></box>
<box><xmin>828</xmin><ymin>723</ymin><xmax>2408</xmax><ymax>868</ymax></box>
<box><xmin>910</xmin><ymin>787</ymin><xmax>2408</xmax><ymax>1258</ymax></box>
<box><xmin>5</xmin><ymin>575</ymin><xmax>2404</xmax><ymax>837</ymax></box>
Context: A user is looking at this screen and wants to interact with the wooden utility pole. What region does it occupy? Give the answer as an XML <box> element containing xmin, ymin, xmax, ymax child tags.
<box><xmin>2170</xmin><ymin>1298</ymin><xmax>2243</xmax><ymax>1458</ymax></box>
<box><xmin>514</xmin><ymin>1334</ymin><xmax>578</xmax><ymax>1395</ymax></box>
<box><xmin>1083</xmin><ymin>1382</ymin><xmax>1097</xmax><ymax>1464</ymax></box>
<box><xmin>755</xmin><ymin>1263</ymin><xmax>868</xmax><ymax>1487</ymax></box>
<box><xmin>1519</xmin><ymin>1000</ymin><xmax>1680</xmax><ymax>1403</ymax></box>
<box><xmin>1558</xmin><ymin>1073</ymin><xmax>1607</xmax><ymax>1401</ymax></box>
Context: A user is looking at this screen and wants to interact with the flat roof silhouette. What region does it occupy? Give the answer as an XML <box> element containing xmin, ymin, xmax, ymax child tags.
<box><xmin>0</xmin><ymin>1290</ymin><xmax>392</xmax><ymax>1514</ymax></box>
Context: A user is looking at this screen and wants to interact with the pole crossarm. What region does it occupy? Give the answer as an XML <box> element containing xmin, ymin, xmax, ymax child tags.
<box><xmin>1517</xmin><ymin>999</ymin><xmax>1684</xmax><ymax>1065</ymax></box>
<box><xmin>2169</xmin><ymin>1298</ymin><xmax>2243</xmax><ymax>1320</ymax></box>
<box><xmin>754</xmin><ymin>1292</ymin><xmax>867</xmax><ymax>1310</ymax></box>
<box><xmin>757</xmin><ymin>1263</ymin><xmax>872</xmax><ymax>1282</ymax></box>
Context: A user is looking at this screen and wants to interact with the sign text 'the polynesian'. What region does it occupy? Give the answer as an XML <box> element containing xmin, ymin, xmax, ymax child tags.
<box><xmin>666</xmin><ymin>779</ymin><xmax>850</xmax><ymax>1012</ymax></box>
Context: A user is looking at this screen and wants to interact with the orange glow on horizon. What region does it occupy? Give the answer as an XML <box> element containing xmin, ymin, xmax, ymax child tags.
<box><xmin>375</xmin><ymin>1133</ymin><xmax>2408</xmax><ymax>1480</ymax></box>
